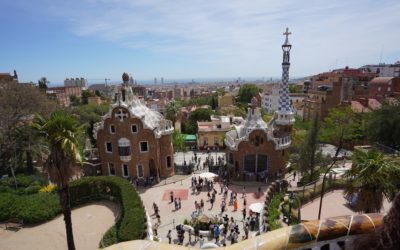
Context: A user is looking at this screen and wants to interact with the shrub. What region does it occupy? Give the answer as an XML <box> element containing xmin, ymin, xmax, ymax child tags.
<box><xmin>99</xmin><ymin>226</ymin><xmax>117</xmax><ymax>248</ymax></box>
<box><xmin>0</xmin><ymin>193</ymin><xmax>18</xmax><ymax>221</ymax></box>
<box><xmin>267</xmin><ymin>192</ymin><xmax>284</xmax><ymax>231</ymax></box>
<box><xmin>24</xmin><ymin>185</ymin><xmax>42</xmax><ymax>195</ymax></box>
<box><xmin>69</xmin><ymin>176</ymin><xmax>146</xmax><ymax>247</ymax></box>
<box><xmin>16</xmin><ymin>193</ymin><xmax>61</xmax><ymax>224</ymax></box>
<box><xmin>0</xmin><ymin>192</ymin><xmax>60</xmax><ymax>224</ymax></box>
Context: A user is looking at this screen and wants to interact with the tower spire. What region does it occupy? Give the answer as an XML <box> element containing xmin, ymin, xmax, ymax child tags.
<box><xmin>276</xmin><ymin>27</ymin><xmax>294</xmax><ymax>125</ymax></box>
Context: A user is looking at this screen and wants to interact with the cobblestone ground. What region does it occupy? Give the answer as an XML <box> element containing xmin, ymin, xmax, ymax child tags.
<box><xmin>137</xmin><ymin>174</ymin><xmax>268</xmax><ymax>248</ymax></box>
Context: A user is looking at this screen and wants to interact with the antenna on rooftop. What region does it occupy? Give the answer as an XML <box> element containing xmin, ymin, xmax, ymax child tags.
<box><xmin>379</xmin><ymin>45</ymin><xmax>384</xmax><ymax>64</ymax></box>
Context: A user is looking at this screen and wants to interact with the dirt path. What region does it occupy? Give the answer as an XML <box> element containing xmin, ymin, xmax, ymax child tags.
<box><xmin>0</xmin><ymin>201</ymin><xmax>119</xmax><ymax>250</ymax></box>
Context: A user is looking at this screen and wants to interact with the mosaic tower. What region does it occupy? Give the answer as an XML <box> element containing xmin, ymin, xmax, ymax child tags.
<box><xmin>276</xmin><ymin>27</ymin><xmax>295</xmax><ymax>125</ymax></box>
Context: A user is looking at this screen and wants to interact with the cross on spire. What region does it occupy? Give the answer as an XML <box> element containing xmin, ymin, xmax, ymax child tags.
<box><xmin>115</xmin><ymin>109</ymin><xmax>128</xmax><ymax>122</ymax></box>
<box><xmin>283</xmin><ymin>27</ymin><xmax>291</xmax><ymax>44</ymax></box>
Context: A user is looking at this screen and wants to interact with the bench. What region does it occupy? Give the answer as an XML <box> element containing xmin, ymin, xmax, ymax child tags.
<box><xmin>6</xmin><ymin>218</ymin><xmax>24</xmax><ymax>230</ymax></box>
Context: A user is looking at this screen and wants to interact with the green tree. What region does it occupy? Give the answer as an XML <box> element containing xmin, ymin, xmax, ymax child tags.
<box><xmin>317</xmin><ymin>106</ymin><xmax>362</xmax><ymax>219</ymax></box>
<box><xmin>366</xmin><ymin>101</ymin><xmax>400</xmax><ymax>150</ymax></box>
<box><xmin>0</xmin><ymin>81</ymin><xmax>55</xmax><ymax>176</ymax></box>
<box><xmin>237</xmin><ymin>84</ymin><xmax>261</xmax><ymax>104</ymax></box>
<box><xmin>69</xmin><ymin>95</ymin><xmax>81</xmax><ymax>106</ymax></box>
<box><xmin>172</xmin><ymin>130</ymin><xmax>186</xmax><ymax>152</ymax></box>
<box><xmin>32</xmin><ymin>111</ymin><xmax>84</xmax><ymax>250</ymax></box>
<box><xmin>289</xmin><ymin>84</ymin><xmax>302</xmax><ymax>93</ymax></box>
<box><xmin>38</xmin><ymin>77</ymin><xmax>49</xmax><ymax>90</ymax></box>
<box><xmin>81</xmin><ymin>90</ymin><xmax>95</xmax><ymax>105</ymax></box>
<box><xmin>69</xmin><ymin>103</ymin><xmax>109</xmax><ymax>144</ymax></box>
<box><xmin>183</xmin><ymin>108</ymin><xmax>212</xmax><ymax>134</ymax></box>
<box><xmin>344</xmin><ymin>150</ymin><xmax>400</xmax><ymax>213</ymax></box>
<box><xmin>291</xmin><ymin>114</ymin><xmax>321</xmax><ymax>181</ymax></box>
<box><xmin>165</xmin><ymin>101</ymin><xmax>181</xmax><ymax>124</ymax></box>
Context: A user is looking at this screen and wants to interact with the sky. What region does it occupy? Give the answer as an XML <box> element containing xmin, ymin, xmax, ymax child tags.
<box><xmin>1</xmin><ymin>0</ymin><xmax>399</xmax><ymax>84</ymax></box>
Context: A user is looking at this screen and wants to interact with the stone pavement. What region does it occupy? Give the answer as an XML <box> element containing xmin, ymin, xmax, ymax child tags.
<box><xmin>300</xmin><ymin>189</ymin><xmax>392</xmax><ymax>221</ymax></box>
<box><xmin>137</xmin><ymin>176</ymin><xmax>268</xmax><ymax>248</ymax></box>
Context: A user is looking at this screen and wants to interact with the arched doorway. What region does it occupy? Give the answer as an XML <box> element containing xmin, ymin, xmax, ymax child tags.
<box><xmin>149</xmin><ymin>159</ymin><xmax>158</xmax><ymax>182</ymax></box>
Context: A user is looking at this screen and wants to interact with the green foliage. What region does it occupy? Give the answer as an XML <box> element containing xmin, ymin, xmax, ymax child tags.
<box><xmin>69</xmin><ymin>95</ymin><xmax>81</xmax><ymax>106</ymax></box>
<box><xmin>38</xmin><ymin>77</ymin><xmax>49</xmax><ymax>90</ymax></box>
<box><xmin>172</xmin><ymin>130</ymin><xmax>186</xmax><ymax>152</ymax></box>
<box><xmin>176</xmin><ymin>96</ymin><xmax>213</xmax><ymax>108</ymax></box>
<box><xmin>366</xmin><ymin>101</ymin><xmax>400</xmax><ymax>150</ymax></box>
<box><xmin>81</xmin><ymin>90</ymin><xmax>96</xmax><ymax>105</ymax></box>
<box><xmin>24</xmin><ymin>185</ymin><xmax>41</xmax><ymax>194</ymax></box>
<box><xmin>289</xmin><ymin>84</ymin><xmax>303</xmax><ymax>93</ymax></box>
<box><xmin>70</xmin><ymin>103</ymin><xmax>109</xmax><ymax>144</ymax></box>
<box><xmin>0</xmin><ymin>176</ymin><xmax>146</xmax><ymax>248</ymax></box>
<box><xmin>267</xmin><ymin>192</ymin><xmax>284</xmax><ymax>231</ymax></box>
<box><xmin>343</xmin><ymin>150</ymin><xmax>400</xmax><ymax>213</ymax></box>
<box><xmin>233</xmin><ymin>107</ymin><xmax>246</xmax><ymax>118</ymax></box>
<box><xmin>293</xmin><ymin>116</ymin><xmax>310</xmax><ymax>131</ymax></box>
<box><xmin>182</xmin><ymin>108</ymin><xmax>212</xmax><ymax>134</ymax></box>
<box><xmin>290</xmin><ymin>114</ymin><xmax>326</xmax><ymax>180</ymax></box>
<box><xmin>237</xmin><ymin>84</ymin><xmax>261</xmax><ymax>104</ymax></box>
<box><xmin>165</xmin><ymin>101</ymin><xmax>181</xmax><ymax>124</ymax></box>
<box><xmin>0</xmin><ymin>192</ymin><xmax>60</xmax><ymax>224</ymax></box>
<box><xmin>69</xmin><ymin>176</ymin><xmax>146</xmax><ymax>245</ymax></box>
<box><xmin>99</xmin><ymin>226</ymin><xmax>117</xmax><ymax>248</ymax></box>
<box><xmin>320</xmin><ymin>106</ymin><xmax>363</xmax><ymax>149</ymax></box>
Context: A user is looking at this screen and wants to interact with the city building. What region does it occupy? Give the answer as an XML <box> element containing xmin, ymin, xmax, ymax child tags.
<box><xmin>46</xmin><ymin>86</ymin><xmax>82</xmax><ymax>107</ymax></box>
<box><xmin>0</xmin><ymin>70</ymin><xmax>18</xmax><ymax>83</ymax></box>
<box><xmin>262</xmin><ymin>88</ymin><xmax>306</xmax><ymax>117</ymax></box>
<box><xmin>303</xmin><ymin>67</ymin><xmax>376</xmax><ymax>120</ymax></box>
<box><xmin>87</xmin><ymin>96</ymin><xmax>102</xmax><ymax>105</ymax></box>
<box><xmin>94</xmin><ymin>73</ymin><xmax>174</xmax><ymax>182</ymax></box>
<box><xmin>360</xmin><ymin>61</ymin><xmax>400</xmax><ymax>77</ymax></box>
<box><xmin>197</xmin><ymin>116</ymin><xmax>231</xmax><ymax>150</ymax></box>
<box><xmin>64</xmin><ymin>77</ymin><xmax>88</xmax><ymax>89</ymax></box>
<box><xmin>224</xmin><ymin>28</ymin><xmax>294</xmax><ymax>181</ymax></box>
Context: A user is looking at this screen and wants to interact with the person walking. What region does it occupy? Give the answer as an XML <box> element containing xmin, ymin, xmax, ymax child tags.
<box><xmin>170</xmin><ymin>191</ymin><xmax>174</xmax><ymax>203</ymax></box>
<box><xmin>200</xmin><ymin>199</ymin><xmax>204</xmax><ymax>212</ymax></box>
<box><xmin>194</xmin><ymin>226</ymin><xmax>199</xmax><ymax>241</ymax></box>
<box><xmin>178</xmin><ymin>197</ymin><xmax>182</xmax><ymax>209</ymax></box>
<box><xmin>242</xmin><ymin>208</ymin><xmax>246</xmax><ymax>221</ymax></box>
<box><xmin>242</xmin><ymin>186</ymin><xmax>246</xmax><ymax>198</ymax></box>
<box><xmin>233</xmin><ymin>198</ymin><xmax>238</xmax><ymax>212</ymax></box>
<box><xmin>243</xmin><ymin>197</ymin><xmax>247</xmax><ymax>207</ymax></box>
<box><xmin>199</xmin><ymin>235</ymin><xmax>204</xmax><ymax>248</ymax></box>
<box><xmin>156</xmin><ymin>213</ymin><xmax>161</xmax><ymax>223</ymax></box>
<box><xmin>174</xmin><ymin>198</ymin><xmax>178</xmax><ymax>210</ymax></box>
<box><xmin>210</xmin><ymin>197</ymin><xmax>214</xmax><ymax>209</ymax></box>
<box><xmin>167</xmin><ymin>229</ymin><xmax>172</xmax><ymax>244</ymax></box>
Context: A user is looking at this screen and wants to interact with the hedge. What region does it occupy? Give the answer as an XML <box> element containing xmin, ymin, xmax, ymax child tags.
<box><xmin>0</xmin><ymin>176</ymin><xmax>146</xmax><ymax>248</ymax></box>
<box><xmin>266</xmin><ymin>192</ymin><xmax>284</xmax><ymax>231</ymax></box>
<box><xmin>69</xmin><ymin>176</ymin><xmax>146</xmax><ymax>246</ymax></box>
<box><xmin>0</xmin><ymin>192</ymin><xmax>60</xmax><ymax>223</ymax></box>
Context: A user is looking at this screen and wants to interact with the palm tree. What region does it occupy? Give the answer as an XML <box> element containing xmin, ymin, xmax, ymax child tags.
<box><xmin>32</xmin><ymin>111</ymin><xmax>84</xmax><ymax>250</ymax></box>
<box><xmin>165</xmin><ymin>101</ymin><xmax>181</xmax><ymax>124</ymax></box>
<box><xmin>343</xmin><ymin>150</ymin><xmax>400</xmax><ymax>213</ymax></box>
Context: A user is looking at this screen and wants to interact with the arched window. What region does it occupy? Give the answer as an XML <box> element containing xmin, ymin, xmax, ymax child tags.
<box><xmin>118</xmin><ymin>138</ymin><xmax>131</xmax><ymax>161</ymax></box>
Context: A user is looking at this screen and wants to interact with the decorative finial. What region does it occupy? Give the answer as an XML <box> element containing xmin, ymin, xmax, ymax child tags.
<box><xmin>283</xmin><ymin>27</ymin><xmax>291</xmax><ymax>45</ymax></box>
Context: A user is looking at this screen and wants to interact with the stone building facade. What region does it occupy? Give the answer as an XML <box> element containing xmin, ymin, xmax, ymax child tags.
<box><xmin>94</xmin><ymin>73</ymin><xmax>174</xmax><ymax>182</ymax></box>
<box><xmin>224</xmin><ymin>28</ymin><xmax>294</xmax><ymax>182</ymax></box>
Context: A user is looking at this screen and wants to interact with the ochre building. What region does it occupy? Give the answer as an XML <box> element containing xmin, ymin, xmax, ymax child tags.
<box><xmin>94</xmin><ymin>73</ymin><xmax>174</xmax><ymax>182</ymax></box>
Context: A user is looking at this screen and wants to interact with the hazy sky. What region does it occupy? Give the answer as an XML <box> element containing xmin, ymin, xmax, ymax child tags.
<box><xmin>1</xmin><ymin>0</ymin><xmax>399</xmax><ymax>83</ymax></box>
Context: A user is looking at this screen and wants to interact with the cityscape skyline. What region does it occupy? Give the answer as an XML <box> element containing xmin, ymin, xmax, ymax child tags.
<box><xmin>1</xmin><ymin>0</ymin><xmax>399</xmax><ymax>83</ymax></box>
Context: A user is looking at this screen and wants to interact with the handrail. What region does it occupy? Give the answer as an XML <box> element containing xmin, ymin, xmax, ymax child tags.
<box><xmin>104</xmin><ymin>213</ymin><xmax>383</xmax><ymax>250</ymax></box>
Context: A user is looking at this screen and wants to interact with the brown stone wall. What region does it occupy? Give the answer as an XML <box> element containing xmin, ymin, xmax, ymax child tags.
<box><xmin>226</xmin><ymin>129</ymin><xmax>286</xmax><ymax>181</ymax></box>
<box><xmin>97</xmin><ymin>106</ymin><xmax>174</xmax><ymax>179</ymax></box>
